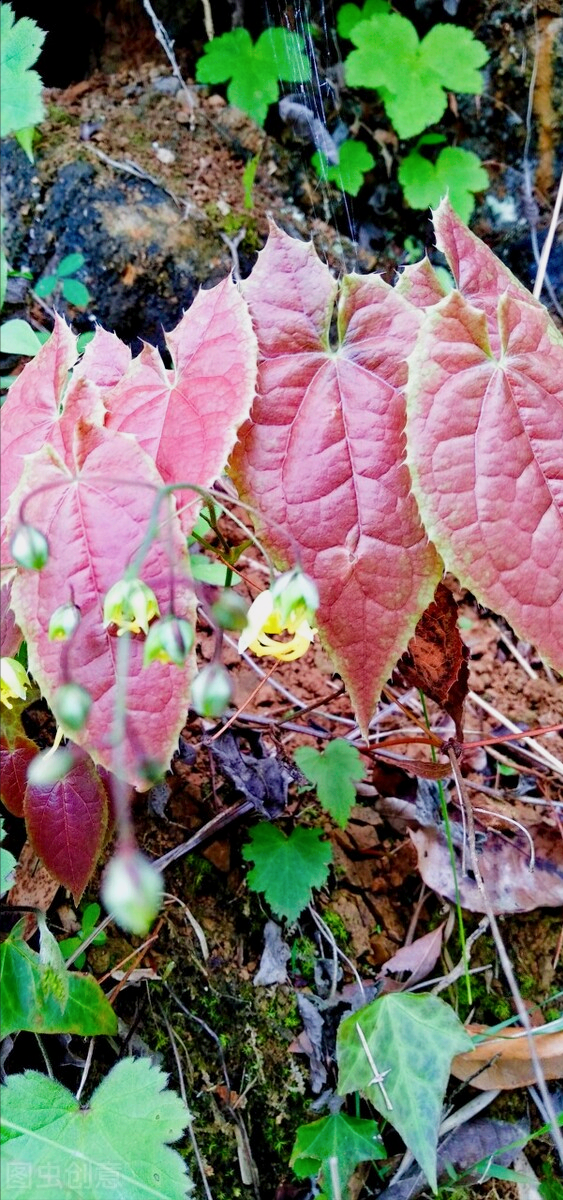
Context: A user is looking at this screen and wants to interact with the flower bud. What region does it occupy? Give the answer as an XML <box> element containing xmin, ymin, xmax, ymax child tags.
<box><xmin>270</xmin><ymin>568</ymin><xmax>319</xmax><ymax>628</ymax></box>
<box><xmin>211</xmin><ymin>590</ymin><xmax>249</xmax><ymax>631</ymax></box>
<box><xmin>190</xmin><ymin>663</ymin><xmax>232</xmax><ymax>718</ymax></box>
<box><xmin>143</xmin><ymin>615</ymin><xmax>194</xmax><ymax>667</ymax></box>
<box><xmin>103</xmin><ymin>578</ymin><xmax>160</xmax><ymax>636</ymax></box>
<box><xmin>27</xmin><ymin>746</ymin><xmax>75</xmax><ymax>787</ymax></box>
<box><xmin>1</xmin><ymin>656</ymin><xmax>30</xmax><ymax>709</ymax></box>
<box><xmin>52</xmin><ymin>683</ymin><xmax>92</xmax><ymax>731</ymax></box>
<box><xmin>48</xmin><ymin>602</ymin><xmax>81</xmax><ymax>641</ymax></box>
<box><xmin>101</xmin><ymin>849</ymin><xmax>163</xmax><ymax>936</ymax></box>
<box><xmin>10</xmin><ymin>524</ymin><xmax>49</xmax><ymax>570</ymax></box>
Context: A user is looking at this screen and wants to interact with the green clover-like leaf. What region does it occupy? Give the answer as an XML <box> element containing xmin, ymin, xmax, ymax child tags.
<box><xmin>294</xmin><ymin>739</ymin><xmax>366</xmax><ymax>828</ymax></box>
<box><xmin>196</xmin><ymin>26</ymin><xmax>311</xmax><ymax>126</ymax></box>
<box><xmin>312</xmin><ymin>139</ymin><xmax>375</xmax><ymax>197</ymax></box>
<box><xmin>399</xmin><ymin>146</ymin><xmax>489</xmax><ymax>223</ymax></box>
<box><xmin>242</xmin><ymin>823</ymin><xmax>332</xmax><ymax>922</ymax></box>
<box><xmin>0</xmin><ymin>3</ymin><xmax>46</xmax><ymax>142</ymax></box>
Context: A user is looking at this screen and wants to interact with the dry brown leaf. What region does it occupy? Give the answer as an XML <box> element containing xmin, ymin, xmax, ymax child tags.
<box><xmin>377</xmin><ymin>923</ymin><xmax>445</xmax><ymax>986</ymax></box>
<box><xmin>394</xmin><ymin>582</ymin><xmax>469</xmax><ymax>740</ymax></box>
<box><xmin>452</xmin><ymin>1023</ymin><xmax>563</xmax><ymax>1089</ymax></box>
<box><xmin>5</xmin><ymin>840</ymin><xmax>60</xmax><ymax>939</ymax></box>
<box><xmin>409</xmin><ymin>823</ymin><xmax>563</xmax><ymax>913</ymax></box>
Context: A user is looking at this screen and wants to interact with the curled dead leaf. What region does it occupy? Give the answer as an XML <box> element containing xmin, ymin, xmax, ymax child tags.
<box><xmin>452</xmin><ymin>1023</ymin><xmax>563</xmax><ymax>1089</ymax></box>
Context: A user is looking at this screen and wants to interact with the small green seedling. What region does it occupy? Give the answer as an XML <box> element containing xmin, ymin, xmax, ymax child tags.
<box><xmin>34</xmin><ymin>252</ymin><xmax>91</xmax><ymax>307</ymax></box>
<box><xmin>196</xmin><ymin>26</ymin><xmax>311</xmax><ymax>126</ymax></box>
<box><xmin>312</xmin><ymin>138</ymin><xmax>375</xmax><ymax>197</ymax></box>
<box><xmin>59</xmin><ymin>901</ymin><xmax>107</xmax><ymax>969</ymax></box>
<box><xmin>399</xmin><ymin>137</ymin><xmax>489</xmax><ymax>223</ymax></box>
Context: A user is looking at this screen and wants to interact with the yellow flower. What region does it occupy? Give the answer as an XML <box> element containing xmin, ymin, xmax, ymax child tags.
<box><xmin>238</xmin><ymin>590</ymin><xmax>316</xmax><ymax>663</ymax></box>
<box><xmin>1</xmin><ymin>657</ymin><xmax>31</xmax><ymax>709</ymax></box>
<box><xmin>103</xmin><ymin>578</ymin><xmax>160</xmax><ymax>636</ymax></box>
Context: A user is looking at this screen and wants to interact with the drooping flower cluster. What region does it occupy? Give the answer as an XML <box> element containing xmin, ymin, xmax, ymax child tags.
<box><xmin>238</xmin><ymin>568</ymin><xmax>318</xmax><ymax>662</ymax></box>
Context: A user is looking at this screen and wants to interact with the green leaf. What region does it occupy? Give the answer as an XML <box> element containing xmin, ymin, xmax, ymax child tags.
<box><xmin>61</xmin><ymin>277</ymin><xmax>90</xmax><ymax>307</ymax></box>
<box><xmin>0</xmin><ymin>241</ymin><xmax>8</xmax><ymax>311</ymax></box>
<box><xmin>291</xmin><ymin>1113</ymin><xmax>385</xmax><ymax>1199</ymax></box>
<box><xmin>337</xmin><ymin>993</ymin><xmax>473</xmax><ymax>1189</ymax></box>
<box><xmin>196</xmin><ymin>26</ymin><xmax>310</xmax><ymax>125</ymax></box>
<box><xmin>0</xmin><ymin>4</ymin><xmax>46</xmax><ymax>140</ymax></box>
<box><xmin>0</xmin><ymin>918</ymin><xmax>117</xmax><ymax>1038</ymax></box>
<box><xmin>242</xmin><ymin>823</ymin><xmax>332</xmax><ymax>922</ymax></box>
<box><xmin>0</xmin><ymin>818</ymin><xmax>17</xmax><ymax>897</ymax></box>
<box><xmin>420</xmin><ymin>24</ymin><xmax>489</xmax><ymax>94</ymax></box>
<box><xmin>344</xmin><ymin>13</ymin><xmax>488</xmax><ymax>140</ymax></box>
<box><xmin>399</xmin><ymin>146</ymin><xmax>489</xmax><ymax>223</ymax></box>
<box><xmin>0</xmin><ymin>318</ymin><xmax>43</xmax><ymax>356</ymax></box>
<box><xmin>337</xmin><ymin>1</ymin><xmax>391</xmax><ymax>40</ymax></box>
<box><xmin>56</xmin><ymin>252</ymin><xmax>85</xmax><ymax>277</ymax></box>
<box><xmin>0</xmin><ymin>1058</ymin><xmax>192</xmax><ymax>1199</ymax></box>
<box><xmin>294</xmin><ymin>739</ymin><xmax>366</xmax><ymax>828</ymax></box>
<box><xmin>34</xmin><ymin>274</ymin><xmax>57</xmax><ymax>298</ymax></box>
<box><xmin>312</xmin><ymin>139</ymin><xmax>375</xmax><ymax>197</ymax></box>
<box><xmin>14</xmin><ymin>126</ymin><xmax>35</xmax><ymax>162</ymax></box>
<box><xmin>188</xmin><ymin>552</ymin><xmax>231</xmax><ymax>585</ymax></box>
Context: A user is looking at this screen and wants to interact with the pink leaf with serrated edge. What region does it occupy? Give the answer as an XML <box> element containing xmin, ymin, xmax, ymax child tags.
<box><xmin>0</xmin><ymin>317</ymin><xmax>104</xmax><ymax>564</ymax></box>
<box><xmin>104</xmin><ymin>277</ymin><xmax>257</xmax><ymax>527</ymax></box>
<box><xmin>406</xmin><ymin>283</ymin><xmax>563</xmax><ymax>667</ymax></box>
<box><xmin>232</xmin><ymin>224</ymin><xmax>442</xmax><ymax>732</ymax></box>
<box><xmin>7</xmin><ymin>422</ymin><xmax>196</xmax><ymax>789</ymax></box>
<box><xmin>1</xmin><ymin>583</ymin><xmax>21</xmax><ymax>656</ymax></box>
<box><xmin>0</xmin><ymin>736</ymin><xmax>38</xmax><ymax>817</ymax></box>
<box><xmin>24</xmin><ymin>747</ymin><xmax>108</xmax><ymax>899</ymax></box>
<box><xmin>395</xmin><ymin>257</ymin><xmax>447</xmax><ymax>308</ymax></box>
<box><xmin>73</xmin><ymin>325</ymin><xmax>131</xmax><ymax>387</ymax></box>
<box><xmin>432</xmin><ymin>197</ymin><xmax>541</xmax><ymax>350</ymax></box>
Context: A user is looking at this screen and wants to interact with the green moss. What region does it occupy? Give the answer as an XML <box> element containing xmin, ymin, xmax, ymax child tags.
<box><xmin>321</xmin><ymin>908</ymin><xmax>351</xmax><ymax>949</ymax></box>
<box><xmin>47</xmin><ymin>105</ymin><xmax>79</xmax><ymax>127</ymax></box>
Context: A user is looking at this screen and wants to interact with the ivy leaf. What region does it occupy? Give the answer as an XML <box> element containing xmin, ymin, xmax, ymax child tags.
<box><xmin>337</xmin><ymin>993</ymin><xmax>473</xmax><ymax>1189</ymax></box>
<box><xmin>399</xmin><ymin>147</ymin><xmax>489</xmax><ymax>224</ymax></box>
<box><xmin>104</xmin><ymin>277</ymin><xmax>257</xmax><ymax>530</ymax></box>
<box><xmin>231</xmin><ymin>222</ymin><xmax>441</xmax><ymax>734</ymax></box>
<box><xmin>242</xmin><ymin>823</ymin><xmax>332</xmax><ymax>922</ymax></box>
<box><xmin>24</xmin><ymin>747</ymin><xmax>108</xmax><ymax>899</ymax></box>
<box><xmin>344</xmin><ymin>14</ymin><xmax>487</xmax><ymax>139</ymax></box>
<box><xmin>294</xmin><ymin>740</ymin><xmax>366</xmax><ymax>828</ymax></box>
<box><xmin>407</xmin><ymin>199</ymin><xmax>563</xmax><ymax>671</ymax></box>
<box><xmin>291</xmin><ymin>1113</ymin><xmax>385</xmax><ymax>1198</ymax></box>
<box><xmin>196</xmin><ymin>27</ymin><xmax>310</xmax><ymax>126</ymax></box>
<box><xmin>337</xmin><ymin>1</ymin><xmax>391</xmax><ymax>40</ymax></box>
<box><xmin>0</xmin><ymin>4</ymin><xmax>46</xmax><ymax>142</ymax></box>
<box><xmin>0</xmin><ymin>917</ymin><xmax>117</xmax><ymax>1039</ymax></box>
<box><xmin>0</xmin><ymin>1058</ymin><xmax>191</xmax><ymax>1199</ymax></box>
<box><xmin>313</xmin><ymin>139</ymin><xmax>375</xmax><ymax>197</ymax></box>
<box><xmin>0</xmin><ymin>817</ymin><xmax>17</xmax><ymax>897</ymax></box>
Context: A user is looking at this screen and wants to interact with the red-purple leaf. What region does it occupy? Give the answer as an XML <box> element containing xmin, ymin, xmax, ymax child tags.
<box><xmin>406</xmin><ymin>283</ymin><xmax>563</xmax><ymax>669</ymax></box>
<box><xmin>0</xmin><ymin>317</ymin><xmax>104</xmax><ymax>565</ymax></box>
<box><xmin>7</xmin><ymin>421</ymin><xmax>196</xmax><ymax>788</ymax></box>
<box><xmin>1</xmin><ymin>582</ymin><xmax>21</xmax><ymax>656</ymax></box>
<box><xmin>24</xmin><ymin>747</ymin><xmax>108</xmax><ymax>899</ymax></box>
<box><xmin>0</xmin><ymin>735</ymin><xmax>38</xmax><ymax>817</ymax></box>
<box><xmin>104</xmin><ymin>278</ymin><xmax>257</xmax><ymax>527</ymax></box>
<box><xmin>232</xmin><ymin>224</ymin><xmax>442</xmax><ymax>732</ymax></box>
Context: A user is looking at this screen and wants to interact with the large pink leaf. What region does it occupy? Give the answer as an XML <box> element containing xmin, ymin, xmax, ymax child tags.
<box><xmin>432</xmin><ymin>197</ymin><xmax>541</xmax><ymax>350</ymax></box>
<box><xmin>0</xmin><ymin>317</ymin><xmax>104</xmax><ymax>565</ymax></box>
<box><xmin>406</xmin><ymin>283</ymin><xmax>563</xmax><ymax>668</ymax></box>
<box><xmin>24</xmin><ymin>747</ymin><xmax>108</xmax><ymax>899</ymax></box>
<box><xmin>104</xmin><ymin>277</ymin><xmax>257</xmax><ymax>527</ymax></box>
<box><xmin>1</xmin><ymin>582</ymin><xmax>21</xmax><ymax>656</ymax></box>
<box><xmin>232</xmin><ymin>224</ymin><xmax>442</xmax><ymax>732</ymax></box>
<box><xmin>7</xmin><ymin>422</ymin><xmax>196</xmax><ymax>788</ymax></box>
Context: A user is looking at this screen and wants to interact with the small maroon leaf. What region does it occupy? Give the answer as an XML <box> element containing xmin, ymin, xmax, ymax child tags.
<box><xmin>0</xmin><ymin>735</ymin><xmax>38</xmax><ymax>817</ymax></box>
<box><xmin>104</xmin><ymin>277</ymin><xmax>257</xmax><ymax>527</ymax></box>
<box><xmin>0</xmin><ymin>317</ymin><xmax>104</xmax><ymax>565</ymax></box>
<box><xmin>232</xmin><ymin>224</ymin><xmax>442</xmax><ymax>732</ymax></box>
<box><xmin>8</xmin><ymin>421</ymin><xmax>196</xmax><ymax>788</ymax></box>
<box><xmin>1</xmin><ymin>582</ymin><xmax>21</xmax><ymax>656</ymax></box>
<box><xmin>24</xmin><ymin>747</ymin><xmax>108</xmax><ymax>899</ymax></box>
<box><xmin>407</xmin><ymin>283</ymin><xmax>563</xmax><ymax>669</ymax></box>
